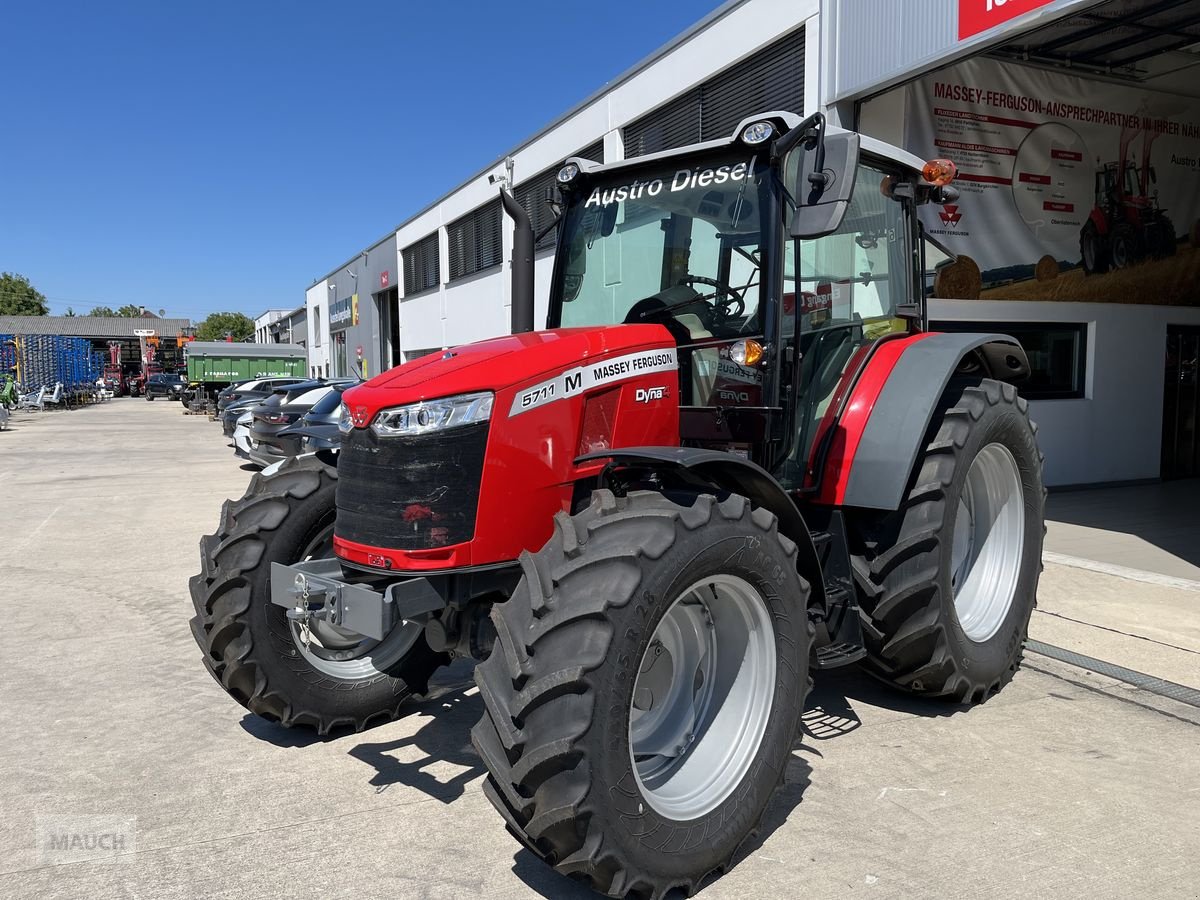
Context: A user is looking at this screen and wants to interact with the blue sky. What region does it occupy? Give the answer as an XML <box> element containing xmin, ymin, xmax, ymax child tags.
<box><xmin>2</xmin><ymin>1</ymin><xmax>724</xmax><ymax>321</ymax></box>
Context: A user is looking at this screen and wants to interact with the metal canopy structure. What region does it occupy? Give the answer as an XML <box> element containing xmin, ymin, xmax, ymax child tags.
<box><xmin>990</xmin><ymin>0</ymin><xmax>1200</xmax><ymax>88</ymax></box>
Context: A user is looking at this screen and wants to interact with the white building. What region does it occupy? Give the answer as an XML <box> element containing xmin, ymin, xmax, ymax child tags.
<box><xmin>306</xmin><ymin>0</ymin><xmax>1200</xmax><ymax>487</ymax></box>
<box><xmin>253</xmin><ymin>308</ymin><xmax>291</xmax><ymax>345</ymax></box>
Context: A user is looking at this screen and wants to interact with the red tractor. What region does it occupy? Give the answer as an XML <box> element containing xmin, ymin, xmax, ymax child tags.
<box><xmin>102</xmin><ymin>342</ymin><xmax>126</xmax><ymax>396</ymax></box>
<box><xmin>1081</xmin><ymin>125</ymin><xmax>1176</xmax><ymax>273</ymax></box>
<box><xmin>191</xmin><ymin>112</ymin><xmax>1044</xmax><ymax>896</ymax></box>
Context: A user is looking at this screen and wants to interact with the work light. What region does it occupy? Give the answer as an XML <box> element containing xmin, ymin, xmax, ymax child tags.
<box><xmin>740</xmin><ymin>121</ymin><xmax>775</xmax><ymax>145</ymax></box>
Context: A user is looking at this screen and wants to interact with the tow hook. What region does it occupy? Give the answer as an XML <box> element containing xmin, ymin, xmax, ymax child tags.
<box><xmin>285</xmin><ymin>573</ymin><xmax>328</xmax><ymax>648</ymax></box>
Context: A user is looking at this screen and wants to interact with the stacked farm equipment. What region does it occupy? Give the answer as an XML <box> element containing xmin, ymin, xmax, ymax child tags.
<box><xmin>0</xmin><ymin>334</ymin><xmax>106</xmax><ymax>408</ymax></box>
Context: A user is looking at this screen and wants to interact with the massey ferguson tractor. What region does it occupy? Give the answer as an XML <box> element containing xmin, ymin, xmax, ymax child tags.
<box><xmin>191</xmin><ymin>111</ymin><xmax>1044</xmax><ymax>897</ymax></box>
<box><xmin>1080</xmin><ymin>124</ymin><xmax>1176</xmax><ymax>274</ymax></box>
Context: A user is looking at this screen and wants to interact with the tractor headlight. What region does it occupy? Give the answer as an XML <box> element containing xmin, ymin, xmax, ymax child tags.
<box><xmin>370</xmin><ymin>391</ymin><xmax>493</xmax><ymax>437</ymax></box>
<box><xmin>337</xmin><ymin>402</ymin><xmax>353</xmax><ymax>434</ymax></box>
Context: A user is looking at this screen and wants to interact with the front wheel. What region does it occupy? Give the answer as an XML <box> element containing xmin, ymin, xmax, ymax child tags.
<box><xmin>189</xmin><ymin>456</ymin><xmax>448</xmax><ymax>732</ymax></box>
<box><xmin>850</xmin><ymin>379</ymin><xmax>1045</xmax><ymax>703</ymax></box>
<box><xmin>473</xmin><ymin>490</ymin><xmax>811</xmax><ymax>898</ymax></box>
<box><xmin>1080</xmin><ymin>222</ymin><xmax>1109</xmax><ymax>274</ymax></box>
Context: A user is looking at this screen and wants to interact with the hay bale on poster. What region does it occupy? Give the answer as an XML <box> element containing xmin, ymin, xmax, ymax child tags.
<box><xmin>933</xmin><ymin>254</ymin><xmax>982</xmax><ymax>299</ymax></box>
<box><xmin>1035</xmin><ymin>255</ymin><xmax>1059</xmax><ymax>281</ymax></box>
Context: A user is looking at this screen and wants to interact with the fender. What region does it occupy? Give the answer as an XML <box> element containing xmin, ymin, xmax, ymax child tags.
<box><xmin>820</xmin><ymin>332</ymin><xmax>1029</xmax><ymax>511</ymax></box>
<box><xmin>576</xmin><ymin>446</ymin><xmax>825</xmax><ymax>608</ymax></box>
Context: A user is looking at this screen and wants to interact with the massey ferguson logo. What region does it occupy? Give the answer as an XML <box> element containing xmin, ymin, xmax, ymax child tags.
<box><xmin>635</xmin><ymin>386</ymin><xmax>669</xmax><ymax>404</ymax></box>
<box><xmin>939</xmin><ymin>204</ymin><xmax>963</xmax><ymax>228</ymax></box>
<box><xmin>351</xmin><ymin>406</ymin><xmax>370</xmax><ymax>427</ymax></box>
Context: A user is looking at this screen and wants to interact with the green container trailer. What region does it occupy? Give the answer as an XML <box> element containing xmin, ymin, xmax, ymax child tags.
<box><xmin>185</xmin><ymin>341</ymin><xmax>307</xmax><ymax>387</ymax></box>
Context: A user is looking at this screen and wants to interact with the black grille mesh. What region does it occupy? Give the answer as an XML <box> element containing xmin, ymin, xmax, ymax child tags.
<box><xmin>335</xmin><ymin>422</ymin><xmax>488</xmax><ymax>550</ymax></box>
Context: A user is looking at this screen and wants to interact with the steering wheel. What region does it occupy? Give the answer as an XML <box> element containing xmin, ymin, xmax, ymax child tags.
<box><xmin>682</xmin><ymin>275</ymin><xmax>745</xmax><ymax>320</ymax></box>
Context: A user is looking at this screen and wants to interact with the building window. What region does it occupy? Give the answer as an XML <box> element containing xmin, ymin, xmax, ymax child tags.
<box><xmin>932</xmin><ymin>321</ymin><xmax>1088</xmax><ymax>400</ymax></box>
<box><xmin>515</xmin><ymin>140</ymin><xmax>604</xmax><ymax>251</ymax></box>
<box><xmin>314</xmin><ymin>307</ymin><xmax>321</xmax><ymax>346</ymax></box>
<box><xmin>624</xmin><ymin>28</ymin><xmax>805</xmax><ymax>158</ymax></box>
<box><xmin>404</xmin><ymin>233</ymin><xmax>440</xmax><ymax>296</ymax></box>
<box><xmin>404</xmin><ymin>347</ymin><xmax>442</xmax><ymax>362</ymax></box>
<box><xmin>447</xmin><ymin>200</ymin><xmax>503</xmax><ymax>282</ymax></box>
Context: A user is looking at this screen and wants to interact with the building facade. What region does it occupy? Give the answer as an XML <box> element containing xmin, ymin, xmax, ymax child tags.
<box><xmin>305</xmin><ymin>0</ymin><xmax>1200</xmax><ymax>486</ymax></box>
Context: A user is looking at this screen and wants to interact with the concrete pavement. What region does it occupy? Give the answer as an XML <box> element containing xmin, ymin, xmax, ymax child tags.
<box><xmin>1</xmin><ymin>399</ymin><xmax>1197</xmax><ymax>899</ymax></box>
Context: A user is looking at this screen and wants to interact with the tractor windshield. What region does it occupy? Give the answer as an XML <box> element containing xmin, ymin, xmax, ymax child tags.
<box><xmin>554</xmin><ymin>150</ymin><xmax>771</xmax><ymax>343</ymax></box>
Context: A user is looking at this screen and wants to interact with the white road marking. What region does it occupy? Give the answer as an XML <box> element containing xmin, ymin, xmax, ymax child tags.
<box><xmin>1042</xmin><ymin>551</ymin><xmax>1200</xmax><ymax>593</ymax></box>
<box><xmin>19</xmin><ymin>505</ymin><xmax>61</xmax><ymax>549</ymax></box>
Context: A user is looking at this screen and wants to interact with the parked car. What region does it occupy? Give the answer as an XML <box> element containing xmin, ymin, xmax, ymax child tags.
<box><xmin>145</xmin><ymin>373</ymin><xmax>186</xmax><ymax>401</ymax></box>
<box><xmin>216</xmin><ymin>376</ymin><xmax>309</xmax><ymax>413</ymax></box>
<box><xmin>245</xmin><ymin>382</ymin><xmax>355</xmax><ymax>467</ymax></box>
<box><xmin>232</xmin><ymin>409</ymin><xmax>255</xmax><ymax>459</ymax></box>
<box><xmin>222</xmin><ymin>377</ymin><xmax>324</xmax><ymax>436</ymax></box>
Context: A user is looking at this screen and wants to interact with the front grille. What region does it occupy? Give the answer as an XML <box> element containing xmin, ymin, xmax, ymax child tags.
<box><xmin>335</xmin><ymin>422</ymin><xmax>488</xmax><ymax>551</ymax></box>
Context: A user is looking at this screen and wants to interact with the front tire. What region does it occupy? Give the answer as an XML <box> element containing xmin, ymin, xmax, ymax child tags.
<box><xmin>1080</xmin><ymin>222</ymin><xmax>1109</xmax><ymax>274</ymax></box>
<box><xmin>850</xmin><ymin>379</ymin><xmax>1044</xmax><ymax>703</ymax></box>
<box><xmin>473</xmin><ymin>490</ymin><xmax>811</xmax><ymax>898</ymax></box>
<box><xmin>189</xmin><ymin>456</ymin><xmax>448</xmax><ymax>733</ymax></box>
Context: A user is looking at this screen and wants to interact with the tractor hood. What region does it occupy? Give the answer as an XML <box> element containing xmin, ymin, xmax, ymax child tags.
<box><xmin>343</xmin><ymin>323</ymin><xmax>674</xmax><ymax>422</ymax></box>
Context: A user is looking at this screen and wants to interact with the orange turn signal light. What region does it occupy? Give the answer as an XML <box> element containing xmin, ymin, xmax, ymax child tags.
<box><xmin>730</xmin><ymin>338</ymin><xmax>764</xmax><ymax>367</ymax></box>
<box><xmin>922</xmin><ymin>158</ymin><xmax>957</xmax><ymax>187</ymax></box>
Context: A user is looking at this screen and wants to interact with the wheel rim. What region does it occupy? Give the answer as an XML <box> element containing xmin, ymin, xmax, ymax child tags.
<box><xmin>950</xmin><ymin>442</ymin><xmax>1026</xmax><ymax>643</ymax></box>
<box><xmin>629</xmin><ymin>574</ymin><xmax>775</xmax><ymax>820</ymax></box>
<box><xmin>286</xmin><ymin>524</ymin><xmax>422</xmax><ymax>679</ymax></box>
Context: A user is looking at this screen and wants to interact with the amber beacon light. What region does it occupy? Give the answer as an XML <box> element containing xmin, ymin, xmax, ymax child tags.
<box><xmin>922</xmin><ymin>158</ymin><xmax>958</xmax><ymax>186</ymax></box>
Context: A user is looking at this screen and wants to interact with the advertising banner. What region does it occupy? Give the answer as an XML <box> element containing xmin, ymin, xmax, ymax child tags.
<box><xmin>329</xmin><ymin>292</ymin><xmax>359</xmax><ymax>331</ymax></box>
<box><xmin>903</xmin><ymin>57</ymin><xmax>1200</xmax><ymax>305</ymax></box>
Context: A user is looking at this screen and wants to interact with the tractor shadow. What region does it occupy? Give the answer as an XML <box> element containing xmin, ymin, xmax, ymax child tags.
<box><xmin>345</xmin><ymin>659</ymin><xmax>487</xmax><ymax>804</ymax></box>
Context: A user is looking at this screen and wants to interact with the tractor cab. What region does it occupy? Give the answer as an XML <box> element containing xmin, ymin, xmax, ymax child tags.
<box><xmin>547</xmin><ymin>112</ymin><xmax>946</xmax><ymax>489</ymax></box>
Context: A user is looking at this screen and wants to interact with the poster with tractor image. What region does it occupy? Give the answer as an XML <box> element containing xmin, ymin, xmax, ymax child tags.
<box><xmin>903</xmin><ymin>56</ymin><xmax>1200</xmax><ymax>306</ymax></box>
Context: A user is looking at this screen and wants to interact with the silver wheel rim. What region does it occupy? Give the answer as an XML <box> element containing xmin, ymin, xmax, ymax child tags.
<box><xmin>950</xmin><ymin>442</ymin><xmax>1026</xmax><ymax>643</ymax></box>
<box><xmin>629</xmin><ymin>574</ymin><xmax>776</xmax><ymax>820</ymax></box>
<box><xmin>286</xmin><ymin>525</ymin><xmax>422</xmax><ymax>679</ymax></box>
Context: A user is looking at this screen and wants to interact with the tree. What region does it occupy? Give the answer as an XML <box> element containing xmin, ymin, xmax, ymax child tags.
<box><xmin>196</xmin><ymin>311</ymin><xmax>254</xmax><ymax>342</ymax></box>
<box><xmin>87</xmin><ymin>304</ymin><xmax>146</xmax><ymax>317</ymax></box>
<box><xmin>65</xmin><ymin>308</ymin><xmax>76</xmax><ymax>317</ymax></box>
<box><xmin>0</xmin><ymin>272</ymin><xmax>48</xmax><ymax>316</ymax></box>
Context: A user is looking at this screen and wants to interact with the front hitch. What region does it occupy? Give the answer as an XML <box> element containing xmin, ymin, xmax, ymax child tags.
<box><xmin>270</xmin><ymin>559</ymin><xmax>446</xmax><ymax>641</ymax></box>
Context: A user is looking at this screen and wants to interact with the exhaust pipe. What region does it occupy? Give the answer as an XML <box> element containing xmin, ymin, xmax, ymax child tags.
<box><xmin>500</xmin><ymin>188</ymin><xmax>535</xmax><ymax>334</ymax></box>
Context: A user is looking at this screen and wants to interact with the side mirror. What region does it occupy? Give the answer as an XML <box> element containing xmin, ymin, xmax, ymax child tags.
<box><xmin>789</xmin><ymin>132</ymin><xmax>860</xmax><ymax>238</ymax></box>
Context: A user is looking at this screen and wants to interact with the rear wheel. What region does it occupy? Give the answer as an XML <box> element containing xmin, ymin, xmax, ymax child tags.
<box><xmin>850</xmin><ymin>379</ymin><xmax>1044</xmax><ymax>703</ymax></box>
<box><xmin>189</xmin><ymin>456</ymin><xmax>448</xmax><ymax>732</ymax></box>
<box><xmin>473</xmin><ymin>490</ymin><xmax>811</xmax><ymax>898</ymax></box>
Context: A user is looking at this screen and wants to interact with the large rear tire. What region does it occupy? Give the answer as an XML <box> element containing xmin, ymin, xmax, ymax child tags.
<box><xmin>189</xmin><ymin>456</ymin><xmax>448</xmax><ymax>733</ymax></box>
<box><xmin>849</xmin><ymin>379</ymin><xmax>1044</xmax><ymax>703</ymax></box>
<box><xmin>473</xmin><ymin>490</ymin><xmax>811</xmax><ymax>898</ymax></box>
